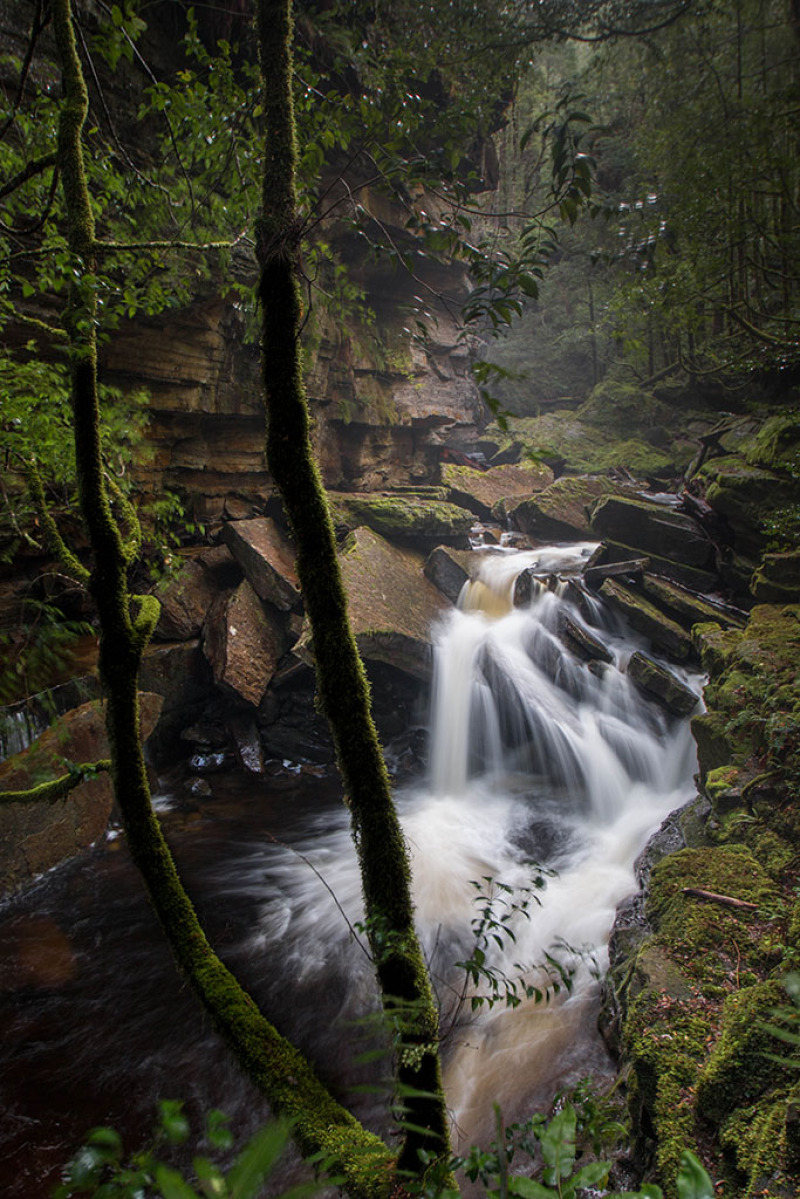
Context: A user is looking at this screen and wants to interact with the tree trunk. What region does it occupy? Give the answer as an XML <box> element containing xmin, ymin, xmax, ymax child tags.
<box><xmin>255</xmin><ymin>0</ymin><xmax>452</xmax><ymax>1176</ymax></box>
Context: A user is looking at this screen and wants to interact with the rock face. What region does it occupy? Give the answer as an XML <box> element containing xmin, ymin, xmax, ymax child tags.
<box><xmin>222</xmin><ymin>518</ymin><xmax>301</xmax><ymax>610</ymax></box>
<box><xmin>203</xmin><ymin>581</ymin><xmax>286</xmax><ymax>706</ymax></box>
<box><xmin>0</xmin><ymin>693</ymin><xmax>163</xmax><ymax>898</ymax></box>
<box><xmin>337</xmin><ymin>526</ymin><xmax>449</xmax><ymax>679</ymax></box>
<box><xmin>442</xmin><ymin>461</ymin><xmax>553</xmax><ymax>520</ymax></box>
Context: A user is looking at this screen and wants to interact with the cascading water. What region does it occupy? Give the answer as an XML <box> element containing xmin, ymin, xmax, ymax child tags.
<box><xmin>0</xmin><ymin>542</ymin><xmax>704</xmax><ymax>1193</ymax></box>
<box><xmin>245</xmin><ymin>542</ymin><xmax>703</xmax><ymax>1147</ymax></box>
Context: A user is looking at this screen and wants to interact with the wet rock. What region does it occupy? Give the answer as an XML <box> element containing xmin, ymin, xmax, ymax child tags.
<box><xmin>627</xmin><ymin>652</ymin><xmax>699</xmax><ymax>717</ymax></box>
<box><xmin>226</xmin><ymin>712</ymin><xmax>265</xmax><ymax>774</ymax></box>
<box><xmin>638</xmin><ymin>574</ymin><xmax>746</xmax><ymax>630</ymax></box>
<box><xmin>185</xmin><ymin>776</ymin><xmax>213</xmax><ymax>798</ymax></box>
<box><xmin>508</xmin><ymin>475</ymin><xmax>624</xmax><ymax>540</ymax></box>
<box><xmin>222</xmin><ymin>518</ymin><xmax>301</xmax><ymax>611</ymax></box>
<box><xmin>583</xmin><ymin>554</ymin><xmax>650</xmax><ymax>590</ymax></box>
<box><xmin>0</xmin><ymin>693</ymin><xmax>163</xmax><ymax>898</ymax></box>
<box><xmin>590</xmin><ymin>494</ymin><xmax>714</xmax><ymax>570</ymax></box>
<box><xmin>590</xmin><ymin>538</ymin><xmax>718</xmax><ymax>593</ymax></box>
<box><xmin>750</xmin><ymin>550</ymin><xmax>800</xmax><ymax>604</ymax></box>
<box><xmin>442</xmin><ymin>461</ymin><xmax>553</xmax><ymax>521</ymax></box>
<box><xmin>180</xmin><ymin>723</ymin><xmax>228</xmax><ymax>750</ymax></box>
<box><xmin>423</xmin><ymin>546</ymin><xmax>476</xmax><ymax>604</ymax></box>
<box><xmin>339</xmin><ymin>526</ymin><xmax>449</xmax><ymax>680</ymax></box>
<box><xmin>203</xmin><ymin>580</ymin><xmax>287</xmax><ymax>706</ymax></box>
<box><xmin>599</xmin><ymin>578</ymin><xmax>693</xmax><ymax>661</ymax></box>
<box><xmin>152</xmin><ymin>558</ymin><xmax>220</xmax><ymax>641</ymax></box>
<box><xmin>188</xmin><ymin>751</ymin><xmax>227</xmax><ymax>772</ymax></box>
<box><xmin>329</xmin><ymin>491</ymin><xmax>473</xmax><ymax>546</ymax></box>
<box><xmin>561</xmin><ymin>618</ymin><xmax>614</xmax><ymax>664</ymax></box>
<box><xmin>512</xmin><ymin>568</ymin><xmax>547</xmax><ymax>608</ymax></box>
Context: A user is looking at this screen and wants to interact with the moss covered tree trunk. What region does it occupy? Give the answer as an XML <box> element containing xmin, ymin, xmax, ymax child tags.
<box><xmin>255</xmin><ymin>0</ymin><xmax>452</xmax><ymax>1177</ymax></box>
<box><xmin>49</xmin><ymin>3</ymin><xmax>398</xmax><ymax>1193</ymax></box>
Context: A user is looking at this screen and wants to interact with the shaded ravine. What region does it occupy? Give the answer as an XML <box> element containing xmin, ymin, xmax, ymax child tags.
<box><xmin>0</xmin><ymin>543</ymin><xmax>703</xmax><ymax>1193</ymax></box>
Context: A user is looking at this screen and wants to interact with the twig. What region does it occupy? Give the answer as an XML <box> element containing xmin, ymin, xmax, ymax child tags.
<box><xmin>681</xmin><ymin>887</ymin><xmax>758</xmax><ymax>912</ymax></box>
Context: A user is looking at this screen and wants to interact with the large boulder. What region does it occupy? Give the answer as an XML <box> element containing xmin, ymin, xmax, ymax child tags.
<box><xmin>222</xmin><ymin>518</ymin><xmax>301</xmax><ymax>611</ymax></box>
<box><xmin>0</xmin><ymin>693</ymin><xmax>163</xmax><ymax>898</ymax></box>
<box><xmin>507</xmin><ymin>475</ymin><xmax>623</xmax><ymax>540</ymax></box>
<box><xmin>152</xmin><ymin>557</ymin><xmax>222</xmax><ymax>641</ymax></box>
<box><xmin>337</xmin><ymin>526</ymin><xmax>449</xmax><ymax>679</ymax></box>
<box><xmin>328</xmin><ymin>491</ymin><xmax>473</xmax><ymax>546</ymax></box>
<box><xmin>442</xmin><ymin>461</ymin><xmax>553</xmax><ymax>520</ymax></box>
<box><xmin>750</xmin><ymin>550</ymin><xmax>800</xmax><ymax>604</ymax></box>
<box><xmin>203</xmin><ymin>581</ymin><xmax>286</xmax><ymax>706</ymax></box>
<box><xmin>484</xmin><ymin>413</ymin><xmax>680</xmax><ymax>479</ymax></box>
<box><xmin>590</xmin><ymin>495</ymin><xmax>714</xmax><ymax>570</ymax></box>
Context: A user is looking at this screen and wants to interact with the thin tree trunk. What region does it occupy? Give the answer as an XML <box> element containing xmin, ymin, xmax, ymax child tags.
<box><xmin>255</xmin><ymin>0</ymin><xmax>452</xmax><ymax>1176</ymax></box>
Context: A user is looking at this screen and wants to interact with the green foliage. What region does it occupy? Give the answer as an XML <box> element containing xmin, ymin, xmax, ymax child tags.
<box><xmin>52</xmin><ymin>1103</ymin><xmax>319</xmax><ymax>1199</ymax></box>
<box><xmin>0</xmin><ymin>598</ymin><xmax>93</xmax><ymax>705</ymax></box>
<box><xmin>454</xmin><ymin>876</ymin><xmax>577</xmax><ymax>1013</ymax></box>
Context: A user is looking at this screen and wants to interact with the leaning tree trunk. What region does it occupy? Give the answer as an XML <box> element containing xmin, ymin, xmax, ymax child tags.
<box><xmin>50</xmin><ymin>3</ymin><xmax>395</xmax><ymax>1193</ymax></box>
<box><xmin>255</xmin><ymin>0</ymin><xmax>452</xmax><ymax>1177</ymax></box>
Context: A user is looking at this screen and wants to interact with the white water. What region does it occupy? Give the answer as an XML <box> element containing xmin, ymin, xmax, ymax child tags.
<box><xmin>249</xmin><ymin>544</ymin><xmax>702</xmax><ymax>1147</ymax></box>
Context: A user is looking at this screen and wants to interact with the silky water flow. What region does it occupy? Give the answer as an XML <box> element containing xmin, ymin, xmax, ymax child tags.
<box><xmin>251</xmin><ymin>542</ymin><xmax>703</xmax><ymax>1150</ymax></box>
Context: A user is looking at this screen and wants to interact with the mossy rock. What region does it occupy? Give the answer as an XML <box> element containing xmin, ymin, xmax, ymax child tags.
<box><xmin>577</xmin><ymin>379</ymin><xmax>677</xmax><ymax>434</ymax></box>
<box><xmin>486</xmin><ymin>414</ymin><xmax>679</xmax><ymax>479</ymax></box>
<box><xmin>506</xmin><ymin>475</ymin><xmax>623</xmax><ymax>540</ymax></box>
<box><xmin>328</xmin><ymin>492</ymin><xmax>473</xmax><ymax>545</ymax></box>
<box><xmin>720</xmin><ymin>1086</ymin><xmax>800</xmax><ymax>1198</ymax></box>
<box><xmin>744</xmin><ymin>412</ymin><xmax>800</xmax><ymax>473</ymax></box>
<box><xmin>751</xmin><ymin>551</ymin><xmax>800</xmax><ymax>604</ymax></box>
<box><xmin>441</xmin><ymin>461</ymin><xmax>553</xmax><ymax>520</ymax></box>
<box><xmin>640</xmin><ymin>575</ymin><xmax>745</xmax><ymax>631</ymax></box>
<box><xmin>697</xmin><ymin>979</ymin><xmax>788</xmax><ymax>1122</ymax></box>
<box><xmin>703</xmin><ymin>764</ymin><xmax>741</xmax><ymax>814</ymax></box>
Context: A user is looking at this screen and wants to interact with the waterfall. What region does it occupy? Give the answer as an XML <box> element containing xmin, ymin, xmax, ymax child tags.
<box><xmin>248</xmin><ymin>543</ymin><xmax>702</xmax><ymax>1147</ymax></box>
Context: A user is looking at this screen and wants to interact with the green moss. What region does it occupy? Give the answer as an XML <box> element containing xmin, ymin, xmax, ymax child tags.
<box><xmin>697</xmin><ymin>980</ymin><xmax>787</xmax><ymax>1123</ymax></box>
<box><xmin>720</xmin><ymin>1086</ymin><xmax>800</xmax><ymax>1197</ymax></box>
<box><xmin>332</xmin><ymin>493</ymin><xmax>472</xmax><ymax>540</ymax></box>
<box><xmin>487</xmin><ymin>413</ymin><xmax>677</xmax><ymax>478</ymax></box>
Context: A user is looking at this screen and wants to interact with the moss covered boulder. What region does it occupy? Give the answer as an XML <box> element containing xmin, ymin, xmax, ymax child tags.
<box><xmin>506</xmin><ymin>475</ymin><xmax>623</xmax><ymax>540</ymax></box>
<box><xmin>486</xmin><ymin>413</ymin><xmax>680</xmax><ymax>479</ymax></box>
<box><xmin>329</xmin><ymin>491</ymin><xmax>473</xmax><ymax>546</ymax></box>
<box><xmin>751</xmin><ymin>551</ymin><xmax>800</xmax><ymax>604</ymax></box>
<box><xmin>441</xmin><ymin>461</ymin><xmax>553</xmax><ymax>520</ymax></box>
<box><xmin>0</xmin><ymin>693</ymin><xmax>163</xmax><ymax>898</ymax></box>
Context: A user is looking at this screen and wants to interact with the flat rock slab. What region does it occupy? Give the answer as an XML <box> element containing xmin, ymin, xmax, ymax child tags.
<box><xmin>442</xmin><ymin>462</ymin><xmax>553</xmax><ymax>520</ymax></box>
<box><xmin>639</xmin><ymin>574</ymin><xmax>746</xmax><ymax>631</ymax></box>
<box><xmin>0</xmin><ymin>693</ymin><xmax>163</xmax><ymax>898</ymax></box>
<box><xmin>595</xmin><ymin>539</ymin><xmax>719</xmax><ymax>593</ymax></box>
<box><xmin>591</xmin><ymin>495</ymin><xmax>714</xmax><ymax>569</ymax></box>
<box><xmin>600</xmin><ymin>577</ymin><xmax>693</xmax><ymax>661</ymax></box>
<box><xmin>223</xmin><ymin>518</ymin><xmax>300</xmax><ymax>611</ymax></box>
<box><xmin>423</xmin><ymin>546</ymin><xmax>477</xmax><ymax>604</ymax></box>
<box><xmin>628</xmin><ymin>651</ymin><xmax>699</xmax><ymax>716</ymax></box>
<box><xmin>339</xmin><ymin>526</ymin><xmax>449</xmax><ymax>679</ymax></box>
<box><xmin>329</xmin><ymin>492</ymin><xmax>473</xmax><ymax>544</ymax></box>
<box><xmin>203</xmin><ymin>580</ymin><xmax>286</xmax><ymax>706</ymax></box>
<box><xmin>508</xmin><ymin>476</ymin><xmax>624</xmax><ymax>541</ymax></box>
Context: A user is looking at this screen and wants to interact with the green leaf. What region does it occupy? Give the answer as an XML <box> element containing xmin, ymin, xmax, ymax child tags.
<box><xmin>571</xmin><ymin>1160</ymin><xmax>611</xmax><ymax>1188</ymax></box>
<box><xmin>539</xmin><ymin>1103</ymin><xmax>577</xmax><ymax>1185</ymax></box>
<box><xmin>154</xmin><ymin>1163</ymin><xmax>202</xmax><ymax>1199</ymax></box>
<box><xmin>226</xmin><ymin>1120</ymin><xmax>292</xmax><ymax>1199</ymax></box>
<box><xmin>506</xmin><ymin>1175</ymin><xmax>555</xmax><ymax>1198</ymax></box>
<box><xmin>676</xmin><ymin>1151</ymin><xmax>714</xmax><ymax>1199</ymax></box>
<box><xmin>159</xmin><ymin>1099</ymin><xmax>190</xmax><ymax>1144</ymax></box>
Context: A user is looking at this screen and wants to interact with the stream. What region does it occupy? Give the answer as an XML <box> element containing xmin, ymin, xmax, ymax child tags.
<box><xmin>0</xmin><ymin>543</ymin><xmax>703</xmax><ymax>1195</ymax></box>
